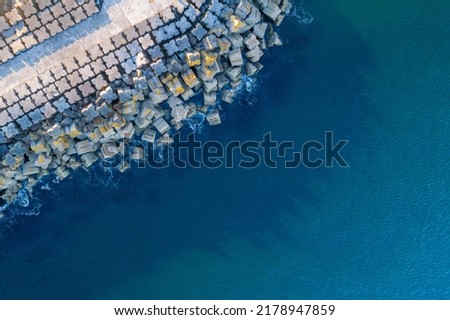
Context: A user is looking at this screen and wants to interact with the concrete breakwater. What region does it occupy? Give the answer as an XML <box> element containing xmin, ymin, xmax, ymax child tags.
<box><xmin>0</xmin><ymin>0</ymin><xmax>292</xmax><ymax>205</ymax></box>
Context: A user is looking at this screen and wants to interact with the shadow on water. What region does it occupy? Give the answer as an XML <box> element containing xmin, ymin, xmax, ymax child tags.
<box><xmin>0</xmin><ymin>1</ymin><xmax>378</xmax><ymax>299</ymax></box>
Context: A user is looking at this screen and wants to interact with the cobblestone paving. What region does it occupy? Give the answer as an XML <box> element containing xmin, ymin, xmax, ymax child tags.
<box><xmin>0</xmin><ymin>0</ymin><xmax>206</xmax><ymax>136</ymax></box>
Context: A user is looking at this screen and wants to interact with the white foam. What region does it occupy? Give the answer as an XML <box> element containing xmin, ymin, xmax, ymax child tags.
<box><xmin>291</xmin><ymin>4</ymin><xmax>314</xmax><ymax>25</ymax></box>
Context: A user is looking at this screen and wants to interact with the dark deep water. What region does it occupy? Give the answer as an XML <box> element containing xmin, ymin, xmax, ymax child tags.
<box><xmin>0</xmin><ymin>0</ymin><xmax>449</xmax><ymax>299</ymax></box>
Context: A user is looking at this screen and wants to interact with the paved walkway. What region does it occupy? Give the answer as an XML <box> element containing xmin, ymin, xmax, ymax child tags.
<box><xmin>0</xmin><ymin>0</ymin><xmax>177</xmax><ymax>105</ymax></box>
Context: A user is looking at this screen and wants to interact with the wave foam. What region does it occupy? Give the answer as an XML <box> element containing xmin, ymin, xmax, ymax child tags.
<box><xmin>291</xmin><ymin>2</ymin><xmax>314</xmax><ymax>25</ymax></box>
<box><xmin>0</xmin><ymin>188</ymin><xmax>42</xmax><ymax>225</ymax></box>
<box><xmin>185</xmin><ymin>112</ymin><xmax>206</xmax><ymax>133</ymax></box>
<box><xmin>235</xmin><ymin>75</ymin><xmax>259</xmax><ymax>107</ymax></box>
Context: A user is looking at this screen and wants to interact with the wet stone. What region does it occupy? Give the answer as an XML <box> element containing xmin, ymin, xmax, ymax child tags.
<box><xmin>191</xmin><ymin>24</ymin><xmax>207</xmax><ymax>41</ymax></box>
<box><xmin>133</xmin><ymin>76</ymin><xmax>148</xmax><ymax>92</ymax></box>
<box><xmin>206</xmin><ymin>110</ymin><xmax>222</xmax><ymax>126</ymax></box>
<box><xmin>183</xmin><ymin>7</ymin><xmax>199</xmax><ymax>23</ymax></box>
<box><xmin>167</xmin><ymin>58</ymin><xmax>183</xmax><ymax>74</ymax></box>
<box><xmin>76</xmin><ymin>140</ymin><xmax>94</xmax><ymax>155</ymax></box>
<box><xmin>204</xmin><ymin>91</ymin><xmax>217</xmax><ymax>105</ymax></box>
<box><xmin>0</xmin><ymin>132</ymin><xmax>7</xmax><ymax>145</ymax></box>
<box><xmin>176</xmin><ymin>35</ymin><xmax>191</xmax><ymax>52</ymax></box>
<box><xmin>54</xmin><ymin>97</ymin><xmax>71</xmax><ymax>113</ymax></box>
<box><xmin>117</xmin><ymin>88</ymin><xmax>132</xmax><ymax>102</ymax></box>
<box><xmin>163</xmin><ymin>23</ymin><xmax>179</xmax><ymax>39</ymax></box>
<box><xmin>148</xmin><ymin>45</ymin><xmax>164</xmax><ymax>60</ymax></box>
<box><xmin>246</xmin><ymin>6</ymin><xmax>262</xmax><ymax>26</ymax></box>
<box><xmin>17</xmin><ymin>115</ymin><xmax>34</xmax><ymax>130</ymax></box>
<box><xmin>164</xmin><ymin>39</ymin><xmax>179</xmax><ymax>56</ymax></box>
<box><xmin>244</xmin><ymin>34</ymin><xmax>260</xmax><ymax>50</ymax></box>
<box><xmin>96</xmin><ymin>102</ymin><xmax>113</xmax><ymax>117</ymax></box>
<box><xmin>202</xmin><ymin>12</ymin><xmax>220</xmax><ymax>29</ymax></box>
<box><xmin>245</xmin><ymin>46</ymin><xmax>264</xmax><ymax>62</ymax></box>
<box><xmin>229</xmin><ymin>48</ymin><xmax>244</xmax><ymax>66</ymax></box>
<box><xmin>151</xmin><ymin>59</ymin><xmax>167</xmax><ymax>76</ymax></box>
<box><xmin>228</xmin><ymin>33</ymin><xmax>244</xmax><ymax>48</ymax></box>
<box><xmin>141</xmin><ymin>128</ymin><xmax>156</xmax><ymax>143</ymax></box>
<box><xmin>152</xmin><ymin>28</ymin><xmax>167</xmax><ymax>43</ymax></box>
<box><xmin>28</xmin><ymin>109</ymin><xmax>45</xmax><ymax>124</ymax></box>
<box><xmin>81</xmin><ymin>103</ymin><xmax>99</xmax><ymax>121</ymax></box>
<box><xmin>122</xmin><ymin>58</ymin><xmax>137</xmax><ymax>74</ymax></box>
<box><xmin>246</xmin><ymin>62</ymin><xmax>259</xmax><ymax>76</ymax></box>
<box><xmin>126</xmin><ymin>40</ymin><xmax>141</xmax><ymax>56</ymax></box>
<box><xmin>153</xmin><ymin>117</ymin><xmax>170</xmax><ymax>134</ymax></box>
<box><xmin>253</xmin><ymin>22</ymin><xmax>268</xmax><ymax>39</ymax></box>
<box><xmin>101</xmin><ymin>143</ymin><xmax>119</xmax><ymax>159</ymax></box>
<box><xmin>263</xmin><ymin>2</ymin><xmax>282</xmax><ymax>21</ymax></box>
<box><xmin>115</xmin><ymin>46</ymin><xmax>131</xmax><ymax>63</ymax></box>
<box><xmin>175</xmin><ymin>16</ymin><xmax>191</xmax><ymax>33</ymax></box>
<box><xmin>99</xmin><ymin>86</ymin><xmax>118</xmax><ymax>104</ymax></box>
<box><xmin>47</xmin><ymin>123</ymin><xmax>64</xmax><ymax>138</ymax></box>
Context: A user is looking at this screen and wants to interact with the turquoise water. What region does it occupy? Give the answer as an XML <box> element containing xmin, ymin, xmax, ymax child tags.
<box><xmin>0</xmin><ymin>0</ymin><xmax>449</xmax><ymax>299</ymax></box>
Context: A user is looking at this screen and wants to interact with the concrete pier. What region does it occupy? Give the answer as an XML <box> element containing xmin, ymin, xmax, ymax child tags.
<box><xmin>0</xmin><ymin>0</ymin><xmax>292</xmax><ymax>203</ymax></box>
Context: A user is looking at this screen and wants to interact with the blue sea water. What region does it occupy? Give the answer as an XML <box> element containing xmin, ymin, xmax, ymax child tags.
<box><xmin>0</xmin><ymin>0</ymin><xmax>449</xmax><ymax>299</ymax></box>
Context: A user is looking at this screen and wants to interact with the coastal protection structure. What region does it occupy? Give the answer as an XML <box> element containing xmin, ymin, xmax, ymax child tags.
<box><xmin>0</xmin><ymin>0</ymin><xmax>291</xmax><ymax>204</ymax></box>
